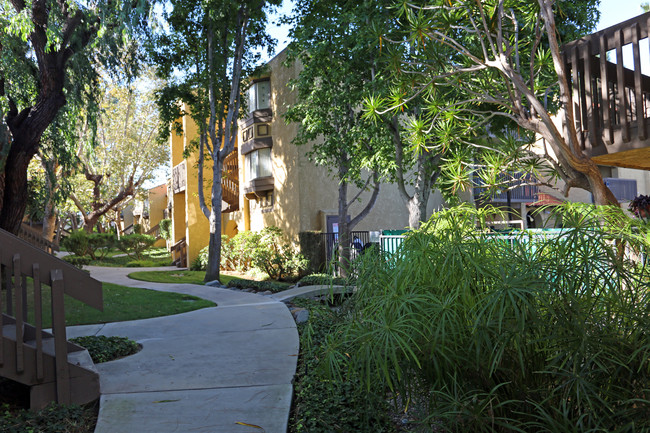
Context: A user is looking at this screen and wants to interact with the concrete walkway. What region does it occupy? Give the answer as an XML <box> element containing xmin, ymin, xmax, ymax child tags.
<box><xmin>67</xmin><ymin>266</ymin><xmax>299</xmax><ymax>433</ymax></box>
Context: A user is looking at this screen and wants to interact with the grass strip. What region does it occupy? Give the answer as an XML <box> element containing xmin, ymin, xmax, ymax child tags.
<box><xmin>127</xmin><ymin>270</ymin><xmax>242</xmax><ymax>285</ymax></box>
<box><xmin>20</xmin><ymin>282</ymin><xmax>215</xmax><ymax>327</ymax></box>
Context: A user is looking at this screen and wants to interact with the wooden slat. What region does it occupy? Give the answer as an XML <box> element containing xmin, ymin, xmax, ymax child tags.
<box><xmin>0</xmin><ymin>228</ymin><xmax>102</xmax><ymax>311</ymax></box>
<box><xmin>600</xmin><ymin>34</ymin><xmax>614</xmax><ymax>145</ymax></box>
<box><xmin>633</xmin><ymin>23</ymin><xmax>646</xmax><ymax>139</ymax></box>
<box><xmin>615</xmin><ymin>29</ymin><xmax>630</xmax><ymax>142</ymax></box>
<box><xmin>583</xmin><ymin>42</ymin><xmax>597</xmax><ymax>147</ymax></box>
<box><xmin>13</xmin><ymin>255</ymin><xmax>24</xmax><ymax>374</ymax></box>
<box><xmin>5</xmin><ymin>261</ymin><xmax>12</xmax><ymax>317</ymax></box>
<box><xmin>33</xmin><ymin>263</ymin><xmax>44</xmax><ymax>380</ymax></box>
<box><xmin>21</xmin><ymin>275</ymin><xmax>27</xmax><ymax>321</ymax></box>
<box><xmin>51</xmin><ymin>270</ymin><xmax>70</xmax><ymax>404</ymax></box>
<box><xmin>0</xmin><ymin>266</ymin><xmax>4</xmax><ymax>367</ymax></box>
<box><xmin>571</xmin><ymin>47</ymin><xmax>584</xmax><ymax>147</ymax></box>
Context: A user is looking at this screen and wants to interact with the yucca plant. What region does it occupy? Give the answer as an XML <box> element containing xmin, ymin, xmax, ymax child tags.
<box><xmin>314</xmin><ymin>204</ymin><xmax>650</xmax><ymax>432</ymax></box>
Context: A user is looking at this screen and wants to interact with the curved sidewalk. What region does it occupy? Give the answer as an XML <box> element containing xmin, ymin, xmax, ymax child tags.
<box><xmin>66</xmin><ymin>266</ymin><xmax>299</xmax><ymax>433</ymax></box>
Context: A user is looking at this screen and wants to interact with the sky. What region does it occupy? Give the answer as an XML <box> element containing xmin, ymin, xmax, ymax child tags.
<box><xmin>597</xmin><ymin>0</ymin><xmax>647</xmax><ymax>31</ymax></box>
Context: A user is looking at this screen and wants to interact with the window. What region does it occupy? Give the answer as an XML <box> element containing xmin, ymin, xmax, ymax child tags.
<box><xmin>246</xmin><ymin>148</ymin><xmax>272</xmax><ymax>180</ymax></box>
<box><xmin>247</xmin><ymin>80</ymin><xmax>270</xmax><ymax>112</ymax></box>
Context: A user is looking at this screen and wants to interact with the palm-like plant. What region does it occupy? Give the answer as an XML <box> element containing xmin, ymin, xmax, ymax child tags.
<box><xmin>314</xmin><ymin>204</ymin><xmax>650</xmax><ymax>432</ymax></box>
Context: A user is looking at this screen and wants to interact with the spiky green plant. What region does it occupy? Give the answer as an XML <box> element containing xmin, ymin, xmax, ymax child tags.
<box><xmin>316</xmin><ymin>204</ymin><xmax>650</xmax><ymax>432</ymax></box>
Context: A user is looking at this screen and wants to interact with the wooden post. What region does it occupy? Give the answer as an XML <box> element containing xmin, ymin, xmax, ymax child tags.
<box><xmin>600</xmin><ymin>34</ymin><xmax>613</xmax><ymax>145</ymax></box>
<box><xmin>13</xmin><ymin>254</ymin><xmax>24</xmax><ymax>374</ymax></box>
<box><xmin>615</xmin><ymin>29</ymin><xmax>630</xmax><ymax>142</ymax></box>
<box><xmin>51</xmin><ymin>269</ymin><xmax>71</xmax><ymax>404</ymax></box>
<box><xmin>33</xmin><ymin>264</ymin><xmax>44</xmax><ymax>380</ymax></box>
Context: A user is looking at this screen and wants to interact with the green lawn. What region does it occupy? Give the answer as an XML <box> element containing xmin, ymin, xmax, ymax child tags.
<box><xmin>128</xmin><ymin>270</ymin><xmax>243</xmax><ymax>285</ymax></box>
<box><xmin>21</xmin><ymin>282</ymin><xmax>215</xmax><ymax>327</ymax></box>
<box><xmin>86</xmin><ymin>247</ymin><xmax>172</xmax><ymax>267</ymax></box>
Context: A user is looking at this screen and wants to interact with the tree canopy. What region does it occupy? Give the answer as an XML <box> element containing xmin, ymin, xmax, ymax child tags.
<box><xmin>0</xmin><ymin>0</ymin><xmax>149</xmax><ymax>233</ymax></box>
<box><xmin>366</xmin><ymin>0</ymin><xmax>616</xmax><ymax>206</ymax></box>
<box><xmin>151</xmin><ymin>0</ymin><xmax>280</xmax><ymax>281</ymax></box>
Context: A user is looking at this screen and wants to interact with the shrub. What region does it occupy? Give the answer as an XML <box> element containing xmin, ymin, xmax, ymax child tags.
<box><xmin>61</xmin><ymin>230</ymin><xmax>90</xmax><ymax>257</ymax></box>
<box><xmin>87</xmin><ymin>233</ymin><xmax>116</xmax><ymax>260</ymax></box>
<box><xmin>250</xmin><ymin>227</ymin><xmax>308</xmax><ymax>280</ymax></box>
<box><xmin>117</xmin><ymin>234</ymin><xmax>156</xmax><ymax>259</ymax></box>
<box><xmin>228</xmin><ymin>230</ymin><xmax>261</xmax><ymax>271</ymax></box>
<box><xmin>298</xmin><ymin>273</ymin><xmax>348</xmax><ymax>287</ymax></box>
<box><xmin>159</xmin><ymin>218</ymin><xmax>172</xmax><ymax>240</ymax></box>
<box><xmin>319</xmin><ymin>204</ymin><xmax>650</xmax><ymax>432</ymax></box>
<box><xmin>133</xmin><ymin>223</ymin><xmax>143</xmax><ymax>234</ymax></box>
<box><xmin>191</xmin><ymin>246</ymin><xmax>209</xmax><ymax>271</ymax></box>
<box><xmin>62</xmin><ymin>255</ymin><xmax>91</xmax><ymax>268</ymax></box>
<box><xmin>70</xmin><ymin>335</ymin><xmax>139</xmax><ymax>363</ymax></box>
<box><xmin>226</xmin><ymin>279</ymin><xmax>288</xmax><ymax>293</ymax></box>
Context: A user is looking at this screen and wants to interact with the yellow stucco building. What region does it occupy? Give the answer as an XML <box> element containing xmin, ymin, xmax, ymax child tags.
<box><xmin>169</xmin><ymin>48</ymin><xmax>443</xmax><ymax>268</ymax></box>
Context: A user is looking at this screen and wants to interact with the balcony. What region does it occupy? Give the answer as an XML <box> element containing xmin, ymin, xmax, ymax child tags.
<box><xmin>562</xmin><ymin>11</ymin><xmax>650</xmax><ymax>170</ymax></box>
<box><xmin>172</xmin><ymin>161</ymin><xmax>186</xmax><ymax>194</ymax></box>
<box><xmin>474</xmin><ymin>173</ymin><xmax>539</xmax><ymax>204</ymax></box>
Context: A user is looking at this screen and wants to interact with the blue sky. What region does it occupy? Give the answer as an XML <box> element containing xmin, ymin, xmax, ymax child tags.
<box><xmin>598</xmin><ymin>0</ymin><xmax>647</xmax><ymax>30</ymax></box>
<box><xmin>266</xmin><ymin>1</ymin><xmax>649</xmax><ymax>60</ymax></box>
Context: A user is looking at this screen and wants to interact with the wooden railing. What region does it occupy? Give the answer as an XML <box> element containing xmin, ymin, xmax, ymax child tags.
<box><xmin>18</xmin><ymin>223</ymin><xmax>59</xmax><ymax>254</ymax></box>
<box><xmin>146</xmin><ymin>223</ymin><xmax>161</xmax><ymax>238</ymax></box>
<box><xmin>172</xmin><ymin>161</ymin><xmax>187</xmax><ymax>194</ymax></box>
<box><xmin>171</xmin><ymin>237</ymin><xmax>187</xmax><ymax>268</ymax></box>
<box><xmin>474</xmin><ymin>172</ymin><xmax>539</xmax><ymax>204</ymax></box>
<box><xmin>0</xmin><ymin>228</ymin><xmax>103</xmax><ymax>407</ymax></box>
<box><xmin>222</xmin><ymin>150</ymin><xmax>239</xmax><ymax>213</ymax></box>
<box><xmin>562</xmin><ymin>11</ymin><xmax>650</xmax><ymax>157</ymax></box>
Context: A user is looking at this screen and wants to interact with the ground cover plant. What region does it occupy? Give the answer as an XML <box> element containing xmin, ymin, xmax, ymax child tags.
<box><xmin>70</xmin><ymin>336</ymin><xmax>140</xmax><ymax>363</ymax></box>
<box><xmin>314</xmin><ymin>204</ymin><xmax>650</xmax><ymax>432</ymax></box>
<box><xmin>74</xmin><ymin>247</ymin><xmax>172</xmax><ymax>268</ymax></box>
<box><xmin>289</xmin><ymin>298</ymin><xmax>395</xmax><ymax>433</ymax></box>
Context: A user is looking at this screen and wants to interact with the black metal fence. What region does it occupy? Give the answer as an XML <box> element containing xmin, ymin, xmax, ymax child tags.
<box><xmin>319</xmin><ymin>231</ymin><xmax>370</xmax><ymax>270</ymax></box>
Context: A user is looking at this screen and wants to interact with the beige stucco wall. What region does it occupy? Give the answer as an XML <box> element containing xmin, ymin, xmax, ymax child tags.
<box><xmin>148</xmin><ymin>183</ymin><xmax>168</xmax><ymax>227</ymax></box>
<box><xmin>239</xmin><ymin>48</ymin><xmax>444</xmax><ymax>248</ymax></box>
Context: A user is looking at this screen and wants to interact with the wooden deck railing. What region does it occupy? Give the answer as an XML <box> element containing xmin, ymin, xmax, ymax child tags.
<box><xmin>562</xmin><ymin>11</ymin><xmax>650</xmax><ymax>157</ymax></box>
<box><xmin>170</xmin><ymin>237</ymin><xmax>187</xmax><ymax>268</ymax></box>
<box><xmin>0</xmin><ymin>228</ymin><xmax>102</xmax><ymax>407</ymax></box>
<box><xmin>146</xmin><ymin>223</ymin><xmax>161</xmax><ymax>238</ymax></box>
<box><xmin>222</xmin><ymin>150</ymin><xmax>239</xmax><ymax>213</ymax></box>
<box><xmin>18</xmin><ymin>223</ymin><xmax>59</xmax><ymax>254</ymax></box>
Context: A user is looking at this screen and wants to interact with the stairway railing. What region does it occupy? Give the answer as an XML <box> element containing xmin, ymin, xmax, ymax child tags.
<box><xmin>170</xmin><ymin>237</ymin><xmax>187</xmax><ymax>268</ymax></box>
<box><xmin>0</xmin><ymin>228</ymin><xmax>102</xmax><ymax>406</ymax></box>
<box><xmin>18</xmin><ymin>223</ymin><xmax>59</xmax><ymax>254</ymax></box>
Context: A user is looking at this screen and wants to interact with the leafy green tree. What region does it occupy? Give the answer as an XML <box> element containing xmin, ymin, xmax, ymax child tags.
<box><xmin>151</xmin><ymin>0</ymin><xmax>280</xmax><ymax>283</ymax></box>
<box><xmin>373</xmin><ymin>0</ymin><xmax>616</xmax><ymax>206</ymax></box>
<box><xmin>68</xmin><ymin>75</ymin><xmax>168</xmax><ymax>232</ymax></box>
<box><xmin>285</xmin><ymin>0</ymin><xmax>396</xmax><ymax>273</ymax></box>
<box><xmin>0</xmin><ymin>0</ymin><xmax>148</xmax><ymax>234</ymax></box>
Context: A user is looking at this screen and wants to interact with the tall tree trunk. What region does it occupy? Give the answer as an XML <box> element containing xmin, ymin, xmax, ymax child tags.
<box><xmin>0</xmin><ymin>142</ymin><xmax>36</xmax><ymax>234</ymax></box>
<box><xmin>336</xmin><ymin>154</ymin><xmax>381</xmax><ymax>277</ymax></box>
<box><xmin>205</xmin><ymin>158</ymin><xmax>224</xmax><ymax>282</ymax></box>
<box><xmin>337</xmin><ymin>172</ymin><xmax>351</xmax><ymax>278</ymax></box>
<box><xmin>42</xmin><ymin>159</ymin><xmax>59</xmax><ymax>241</ymax></box>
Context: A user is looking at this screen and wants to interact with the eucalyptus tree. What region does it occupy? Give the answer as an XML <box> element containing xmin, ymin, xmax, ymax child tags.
<box><xmin>0</xmin><ymin>0</ymin><xmax>149</xmax><ymax>234</ymax></box>
<box><xmin>285</xmin><ymin>0</ymin><xmax>395</xmax><ymax>272</ymax></box>
<box><xmin>151</xmin><ymin>0</ymin><xmax>280</xmax><ymax>282</ymax></box>
<box><xmin>373</xmin><ymin>0</ymin><xmax>615</xmax><ymax>205</ymax></box>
